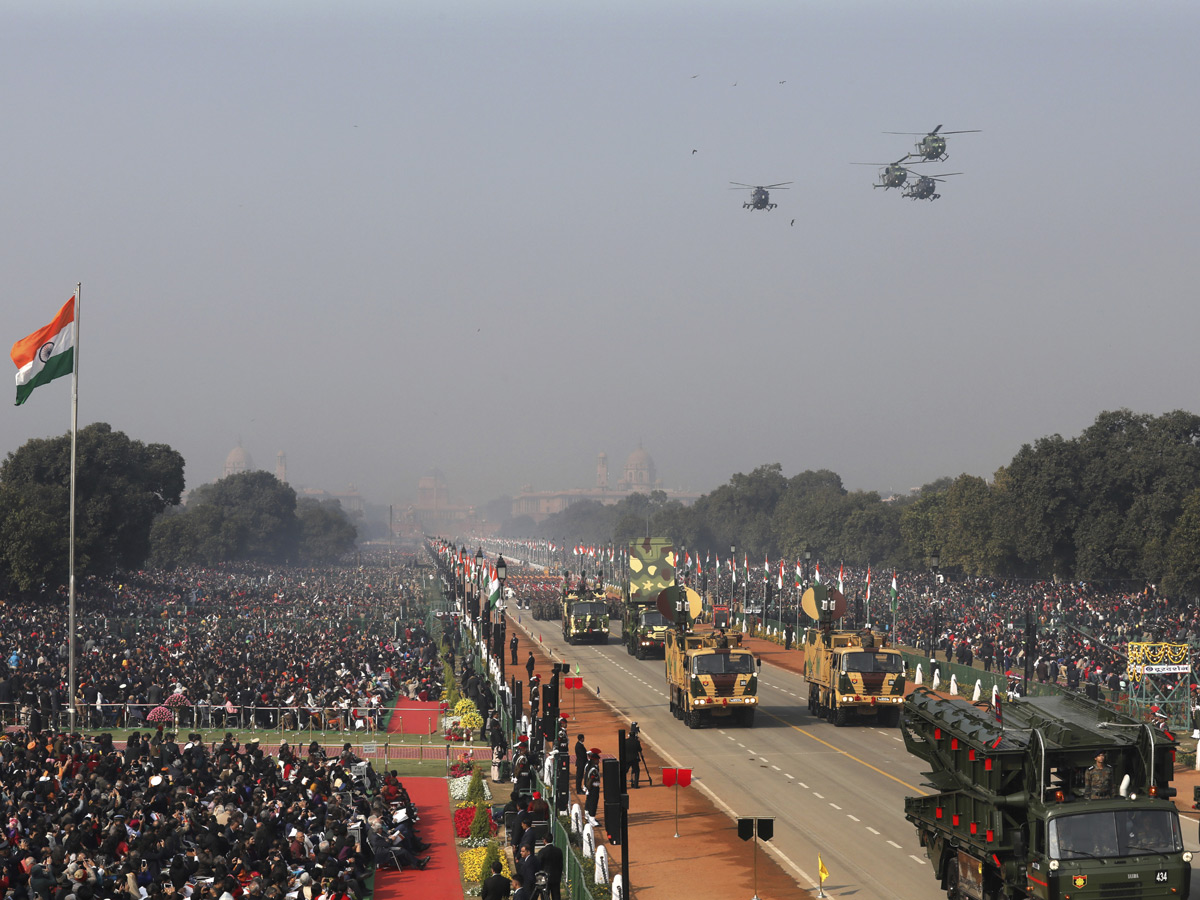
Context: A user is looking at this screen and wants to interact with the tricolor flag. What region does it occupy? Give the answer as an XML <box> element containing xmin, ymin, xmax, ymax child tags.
<box><xmin>865</xmin><ymin>567</ymin><xmax>872</xmax><ymax>602</ymax></box>
<box><xmin>743</xmin><ymin>553</ymin><xmax>749</xmax><ymax>582</ymax></box>
<box><xmin>794</xmin><ymin>561</ymin><xmax>803</xmax><ymax>591</ymax></box>
<box><xmin>488</xmin><ymin>566</ymin><xmax>501</xmax><ymax>609</ymax></box>
<box><xmin>777</xmin><ymin>560</ymin><xmax>785</xmax><ymax>591</ymax></box>
<box><xmin>12</xmin><ymin>295</ymin><xmax>75</xmax><ymax>406</ymax></box>
<box><xmin>813</xmin><ymin>562</ymin><xmax>821</xmax><ymax>584</ymax></box>
<box><xmin>890</xmin><ymin>570</ymin><xmax>899</xmax><ymax>611</ymax></box>
<box><xmin>838</xmin><ymin>563</ymin><xmax>845</xmax><ymax>595</ymax></box>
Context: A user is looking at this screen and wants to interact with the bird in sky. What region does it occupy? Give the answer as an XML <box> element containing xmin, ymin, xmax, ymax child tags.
<box><xmin>692</xmin><ymin>149</ymin><xmax>697</xmax><ymax>154</ymax></box>
<box><xmin>790</xmin><ymin>219</ymin><xmax>795</xmax><ymax>226</ymax></box>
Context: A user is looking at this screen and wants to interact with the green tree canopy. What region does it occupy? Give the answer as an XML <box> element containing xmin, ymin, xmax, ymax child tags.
<box><xmin>0</xmin><ymin>423</ymin><xmax>184</xmax><ymax>590</ymax></box>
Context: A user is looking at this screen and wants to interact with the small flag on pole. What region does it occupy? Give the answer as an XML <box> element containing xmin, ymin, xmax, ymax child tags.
<box><xmin>819</xmin><ymin>853</ymin><xmax>830</xmax><ymax>883</ymax></box>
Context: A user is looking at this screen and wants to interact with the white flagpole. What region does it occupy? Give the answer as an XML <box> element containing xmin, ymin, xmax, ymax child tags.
<box><xmin>67</xmin><ymin>282</ymin><xmax>80</xmax><ymax>731</ymax></box>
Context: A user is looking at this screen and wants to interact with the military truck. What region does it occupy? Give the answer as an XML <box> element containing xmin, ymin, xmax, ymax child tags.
<box><xmin>561</xmin><ymin>582</ymin><xmax>609</xmax><ymax>645</ymax></box>
<box><xmin>802</xmin><ymin>582</ymin><xmax>905</xmax><ymax>726</ymax></box>
<box><xmin>665</xmin><ymin>626</ymin><xmax>760</xmax><ymax>728</ymax></box>
<box><xmin>623</xmin><ymin>538</ymin><xmax>675</xmax><ymax>659</ymax></box>
<box><xmin>904</xmin><ymin>686</ymin><xmax>1190</xmax><ymax>900</ymax></box>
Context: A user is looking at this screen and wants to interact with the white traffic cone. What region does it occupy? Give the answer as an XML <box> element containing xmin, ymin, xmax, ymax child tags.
<box><xmin>972</xmin><ymin>680</ymin><xmax>982</xmax><ymax>702</ymax></box>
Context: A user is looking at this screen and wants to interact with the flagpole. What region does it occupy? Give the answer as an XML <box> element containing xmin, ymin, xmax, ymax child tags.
<box><xmin>67</xmin><ymin>282</ymin><xmax>81</xmax><ymax>732</ymax></box>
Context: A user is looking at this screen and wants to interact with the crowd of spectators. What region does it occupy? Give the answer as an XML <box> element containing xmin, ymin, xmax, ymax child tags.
<box><xmin>0</xmin><ymin>550</ymin><xmax>447</xmax><ymax>900</ymax></box>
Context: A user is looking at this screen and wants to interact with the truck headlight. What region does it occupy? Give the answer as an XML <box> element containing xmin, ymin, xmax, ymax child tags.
<box><xmin>1048</xmin><ymin>860</ymin><xmax>1059</xmax><ymax>871</ymax></box>
<box><xmin>1185</xmin><ymin>851</ymin><xmax>1193</xmax><ymax>862</ymax></box>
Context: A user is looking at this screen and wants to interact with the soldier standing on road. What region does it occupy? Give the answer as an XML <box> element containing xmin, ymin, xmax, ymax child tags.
<box><xmin>1084</xmin><ymin>751</ymin><xmax>1114</xmax><ymax>799</ymax></box>
<box><xmin>574</xmin><ymin>734</ymin><xmax>587</xmax><ymax>793</ymax></box>
<box><xmin>510</xmin><ymin>632</ymin><xmax>520</xmax><ymax>666</ymax></box>
<box><xmin>526</xmin><ymin>652</ymin><xmax>536</xmax><ymax>682</ymax></box>
<box><xmin>584</xmin><ymin>748</ymin><xmax>601</xmax><ymax>819</ymax></box>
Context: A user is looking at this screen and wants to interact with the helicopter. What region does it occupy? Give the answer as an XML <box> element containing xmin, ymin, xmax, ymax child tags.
<box><xmin>850</xmin><ymin>156</ymin><xmax>922</xmax><ymax>190</ymax></box>
<box><xmin>882</xmin><ymin>124</ymin><xmax>980</xmax><ymax>162</ymax></box>
<box><xmin>729</xmin><ymin>182</ymin><xmax>792</xmax><ymax>210</ymax></box>
<box><xmin>902</xmin><ymin>172</ymin><xmax>961</xmax><ymax>201</ymax></box>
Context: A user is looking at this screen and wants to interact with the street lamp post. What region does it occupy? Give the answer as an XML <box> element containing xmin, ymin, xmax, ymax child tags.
<box><xmin>930</xmin><ymin>550</ymin><xmax>941</xmax><ymax>666</ymax></box>
<box><xmin>729</xmin><ymin>545</ymin><xmax>736</xmax><ymax>608</ymax></box>
<box><xmin>800</xmin><ymin>544</ymin><xmax>811</xmax><ymax>636</ymax></box>
<box><xmin>496</xmin><ymin>554</ymin><xmax>507</xmax><ymax>680</ymax></box>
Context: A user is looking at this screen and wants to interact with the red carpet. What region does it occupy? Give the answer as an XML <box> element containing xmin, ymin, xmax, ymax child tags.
<box><xmin>371</xmin><ymin>777</ymin><xmax>457</xmax><ymax>900</ymax></box>
<box><xmin>387</xmin><ymin>700</ymin><xmax>442</xmax><ymax>735</ymax></box>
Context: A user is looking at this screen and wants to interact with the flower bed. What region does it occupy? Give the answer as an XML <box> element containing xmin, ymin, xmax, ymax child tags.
<box><xmin>460</xmin><ymin>846</ymin><xmax>510</xmax><ymax>883</ymax></box>
<box><xmin>449</xmin><ymin>774</ymin><xmax>491</xmax><ymax>802</ymax></box>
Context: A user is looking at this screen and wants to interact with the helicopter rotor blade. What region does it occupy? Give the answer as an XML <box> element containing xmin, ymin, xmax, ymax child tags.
<box><xmin>931</xmin><ymin>124</ymin><xmax>943</xmax><ymax>134</ymax></box>
<box><xmin>762</xmin><ymin>182</ymin><xmax>794</xmax><ymax>188</ymax></box>
<box><xmin>881</xmin><ymin>131</ymin><xmax>926</xmax><ymax>136</ymax></box>
<box><xmin>728</xmin><ymin>182</ymin><xmax>756</xmax><ymax>187</ymax></box>
<box><xmin>938</xmin><ymin>130</ymin><xmax>981</xmax><ymax>135</ymax></box>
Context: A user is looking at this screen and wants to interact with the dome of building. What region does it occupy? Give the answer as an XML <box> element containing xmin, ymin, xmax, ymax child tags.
<box><xmin>223</xmin><ymin>443</ymin><xmax>254</xmax><ymax>478</ymax></box>
<box><xmin>620</xmin><ymin>444</ymin><xmax>656</xmax><ymax>490</ymax></box>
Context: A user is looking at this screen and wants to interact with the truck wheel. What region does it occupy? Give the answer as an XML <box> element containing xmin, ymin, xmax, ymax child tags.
<box><xmin>834</xmin><ymin>705</ymin><xmax>850</xmax><ymax>727</ymax></box>
<box><xmin>807</xmin><ymin>687</ymin><xmax>815</xmax><ymax>714</ymax></box>
<box><xmin>944</xmin><ymin>857</ymin><xmax>960</xmax><ymax>900</ymax></box>
<box><xmin>635</xmin><ymin>644</ymin><xmax>645</xmax><ymax>660</ymax></box>
<box><xmin>686</xmin><ymin>707</ymin><xmax>700</xmax><ymax>729</ymax></box>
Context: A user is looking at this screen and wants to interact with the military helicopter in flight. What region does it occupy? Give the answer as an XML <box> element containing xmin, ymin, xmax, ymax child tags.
<box><xmin>729</xmin><ymin>182</ymin><xmax>792</xmax><ymax>210</ymax></box>
<box><xmin>851</xmin><ymin>156</ymin><xmax>923</xmax><ymax>190</ymax></box>
<box><xmin>882</xmin><ymin>125</ymin><xmax>980</xmax><ymax>162</ymax></box>
<box><xmin>902</xmin><ymin>171</ymin><xmax>961</xmax><ymax>201</ymax></box>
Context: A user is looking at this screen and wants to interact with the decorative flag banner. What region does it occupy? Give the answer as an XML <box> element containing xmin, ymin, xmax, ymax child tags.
<box><xmin>865</xmin><ymin>567</ymin><xmax>872</xmax><ymax>602</ymax></box>
<box><xmin>819</xmin><ymin>854</ymin><xmax>829</xmax><ymax>883</ymax></box>
<box><xmin>838</xmin><ymin>564</ymin><xmax>845</xmax><ymax>595</ymax></box>
<box><xmin>890</xmin><ymin>570</ymin><xmax>899</xmax><ymax>610</ymax></box>
<box><xmin>12</xmin><ymin>295</ymin><xmax>75</xmax><ymax>406</ymax></box>
<box><xmin>488</xmin><ymin>566</ymin><xmax>501</xmax><ymax>609</ymax></box>
<box><xmin>777</xmin><ymin>560</ymin><xmax>784</xmax><ymax>591</ymax></box>
<box><xmin>814</xmin><ymin>563</ymin><xmax>822</xmax><ymax>584</ymax></box>
<box><xmin>794</xmin><ymin>562</ymin><xmax>803</xmax><ymax>590</ymax></box>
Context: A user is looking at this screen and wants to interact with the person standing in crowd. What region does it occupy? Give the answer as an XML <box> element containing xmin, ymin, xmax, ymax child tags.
<box><xmin>584</xmin><ymin>748</ymin><xmax>601</xmax><ymax>819</ymax></box>
<box><xmin>574</xmin><ymin>733</ymin><xmax>587</xmax><ymax>793</ymax></box>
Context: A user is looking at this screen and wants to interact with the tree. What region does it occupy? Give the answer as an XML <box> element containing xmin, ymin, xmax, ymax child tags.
<box><xmin>1164</xmin><ymin>489</ymin><xmax>1200</xmax><ymax>597</ymax></box>
<box><xmin>0</xmin><ymin>423</ymin><xmax>184</xmax><ymax>590</ymax></box>
<box><xmin>149</xmin><ymin>470</ymin><xmax>299</xmax><ymax>566</ymax></box>
<box><xmin>297</xmin><ymin>498</ymin><xmax>358</xmax><ymax>563</ymax></box>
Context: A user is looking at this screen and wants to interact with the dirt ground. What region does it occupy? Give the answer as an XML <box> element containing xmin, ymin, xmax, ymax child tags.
<box><xmin>504</xmin><ymin>620</ymin><xmax>812</xmax><ymax>900</ymax></box>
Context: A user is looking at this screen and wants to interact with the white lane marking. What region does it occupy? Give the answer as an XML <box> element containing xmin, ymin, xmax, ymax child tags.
<box><xmin>910</xmin><ymin>855</ymin><xmax>927</xmax><ymax>865</ymax></box>
<box><xmin>727</xmin><ymin>735</ymin><xmax>737</xmax><ymax>741</ymax></box>
<box><xmin>813</xmin><ymin>792</ymin><xmax>825</xmax><ymax>799</ymax></box>
<box><xmin>887</xmin><ymin>840</ymin><xmax>902</xmax><ymax>849</ymax></box>
<box><xmin>785</xmin><ymin>774</ymin><xmax>794</xmax><ymax>779</ymax></box>
<box><xmin>797</xmin><ymin>782</ymin><xmax>809</xmax><ymax>788</ymax></box>
<box><xmin>847</xmin><ymin>815</ymin><xmax>859</xmax><ymax>822</ymax></box>
<box><xmin>771</xmin><ymin>765</ymin><xmax>781</xmax><ymax>771</ymax></box>
<box><xmin>866</xmin><ymin>827</ymin><xmax>880</xmax><ymax>835</ymax></box>
<box><xmin>829</xmin><ymin>803</ymin><xmax>842</xmax><ymax>810</ymax></box>
<box><xmin>893</xmin><ymin>736</ymin><xmax>903</xmax><ymax>742</ymax></box>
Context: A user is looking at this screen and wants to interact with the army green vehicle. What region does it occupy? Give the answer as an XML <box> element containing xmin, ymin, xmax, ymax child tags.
<box><xmin>561</xmin><ymin>584</ymin><xmax>609</xmax><ymax>645</ymax></box>
<box><xmin>904</xmin><ymin>686</ymin><xmax>1190</xmax><ymax>900</ymax></box>
<box><xmin>624</xmin><ymin>538</ymin><xmax>676</xmax><ymax>659</ymax></box>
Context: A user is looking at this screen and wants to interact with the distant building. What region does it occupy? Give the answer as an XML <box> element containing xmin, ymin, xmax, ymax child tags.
<box><xmin>510</xmin><ymin>445</ymin><xmax>698</xmax><ymax>523</ymax></box>
<box><xmin>397</xmin><ymin>468</ymin><xmax>482</xmax><ymax>536</ymax></box>
<box><xmin>223</xmin><ymin>442</ymin><xmax>255</xmax><ymax>479</ymax></box>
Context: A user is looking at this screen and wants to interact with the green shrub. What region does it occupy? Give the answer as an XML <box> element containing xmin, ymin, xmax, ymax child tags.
<box><xmin>480</xmin><ymin>841</ymin><xmax>501</xmax><ymax>882</ymax></box>
<box><xmin>467</xmin><ymin>766</ymin><xmax>485</xmax><ymax>802</ymax></box>
<box><xmin>469</xmin><ymin>802</ymin><xmax>492</xmax><ymax>839</ymax></box>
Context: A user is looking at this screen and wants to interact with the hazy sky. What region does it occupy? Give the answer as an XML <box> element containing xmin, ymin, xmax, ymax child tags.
<box><xmin>4</xmin><ymin>0</ymin><xmax>1197</xmax><ymax>510</ymax></box>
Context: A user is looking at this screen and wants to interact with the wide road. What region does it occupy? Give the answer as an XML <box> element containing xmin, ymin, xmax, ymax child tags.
<box><xmin>508</xmin><ymin>612</ymin><xmax>1200</xmax><ymax>899</ymax></box>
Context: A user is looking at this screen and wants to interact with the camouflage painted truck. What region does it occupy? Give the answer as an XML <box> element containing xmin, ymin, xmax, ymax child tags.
<box><xmin>623</xmin><ymin>537</ymin><xmax>675</xmax><ymax>659</ymax></box>
<box><xmin>803</xmin><ymin>582</ymin><xmax>905</xmax><ymax>726</ymax></box>
<box><xmin>561</xmin><ymin>582</ymin><xmax>610</xmax><ymax>645</ymax></box>
<box><xmin>664</xmin><ymin>587</ymin><xmax>760</xmax><ymax>728</ymax></box>
<box><xmin>904</xmin><ymin>686</ymin><xmax>1190</xmax><ymax>900</ymax></box>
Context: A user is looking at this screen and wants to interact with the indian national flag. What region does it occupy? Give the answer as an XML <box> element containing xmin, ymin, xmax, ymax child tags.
<box><xmin>838</xmin><ymin>564</ymin><xmax>845</xmax><ymax>594</ymax></box>
<box><xmin>777</xmin><ymin>561</ymin><xmax>784</xmax><ymax>590</ymax></box>
<box><xmin>813</xmin><ymin>563</ymin><xmax>821</xmax><ymax>584</ymax></box>
<box><xmin>488</xmin><ymin>566</ymin><xmax>501</xmax><ymax>609</ymax></box>
<box><xmin>865</xmin><ymin>567</ymin><xmax>872</xmax><ymax>602</ymax></box>
<box><xmin>794</xmin><ymin>562</ymin><xmax>803</xmax><ymax>590</ymax></box>
<box><xmin>12</xmin><ymin>296</ymin><xmax>75</xmax><ymax>406</ymax></box>
<box><xmin>890</xmin><ymin>570</ymin><xmax>899</xmax><ymax>610</ymax></box>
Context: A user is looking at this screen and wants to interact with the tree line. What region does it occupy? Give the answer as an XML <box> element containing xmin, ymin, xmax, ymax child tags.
<box><xmin>0</xmin><ymin>423</ymin><xmax>358</xmax><ymax>592</ymax></box>
<box><xmin>503</xmin><ymin>409</ymin><xmax>1200</xmax><ymax>596</ymax></box>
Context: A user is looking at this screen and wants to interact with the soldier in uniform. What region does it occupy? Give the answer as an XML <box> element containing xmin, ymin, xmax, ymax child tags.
<box><xmin>574</xmin><ymin>734</ymin><xmax>587</xmax><ymax>793</ymax></box>
<box><xmin>1084</xmin><ymin>751</ymin><xmax>1114</xmax><ymax>799</ymax></box>
<box><xmin>510</xmin><ymin>632</ymin><xmax>520</xmax><ymax>666</ymax></box>
<box><xmin>584</xmin><ymin>748</ymin><xmax>601</xmax><ymax>819</ymax></box>
<box><xmin>714</xmin><ymin>629</ymin><xmax>729</xmax><ymax>649</ymax></box>
<box><xmin>514</xmin><ymin>736</ymin><xmax>531</xmax><ymax>801</ymax></box>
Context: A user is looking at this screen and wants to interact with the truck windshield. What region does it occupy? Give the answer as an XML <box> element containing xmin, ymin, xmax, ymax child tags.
<box><xmin>1049</xmin><ymin>810</ymin><xmax>1182</xmax><ymax>859</ymax></box>
<box><xmin>641</xmin><ymin>611</ymin><xmax>670</xmax><ymax>628</ymax></box>
<box><xmin>570</xmin><ymin>602</ymin><xmax>606</xmax><ymax>617</ymax></box>
<box><xmin>842</xmin><ymin>652</ymin><xmax>903</xmax><ymax>674</ymax></box>
<box><xmin>693</xmin><ymin>653</ymin><xmax>754</xmax><ymax>676</ymax></box>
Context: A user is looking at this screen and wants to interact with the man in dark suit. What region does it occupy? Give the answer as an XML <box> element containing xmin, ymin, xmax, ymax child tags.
<box><xmin>537</xmin><ymin>841</ymin><xmax>564</xmax><ymax>900</ymax></box>
<box><xmin>516</xmin><ymin>843</ymin><xmax>538</xmax><ymax>896</ymax></box>
<box><xmin>573</xmin><ymin>734</ymin><xmax>587</xmax><ymax>793</ymax></box>
<box><xmin>480</xmin><ymin>859</ymin><xmax>510</xmax><ymax>900</ymax></box>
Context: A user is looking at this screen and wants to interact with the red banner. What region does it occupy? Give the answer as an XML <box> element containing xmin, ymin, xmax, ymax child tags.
<box><xmin>678</xmin><ymin>768</ymin><xmax>692</xmax><ymax>787</ymax></box>
<box><xmin>662</xmin><ymin>767</ymin><xmax>677</xmax><ymax>787</ymax></box>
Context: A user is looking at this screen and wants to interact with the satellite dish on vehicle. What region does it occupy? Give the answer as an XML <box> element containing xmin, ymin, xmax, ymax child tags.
<box><xmin>801</xmin><ymin>584</ymin><xmax>847</xmax><ymax>622</ymax></box>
